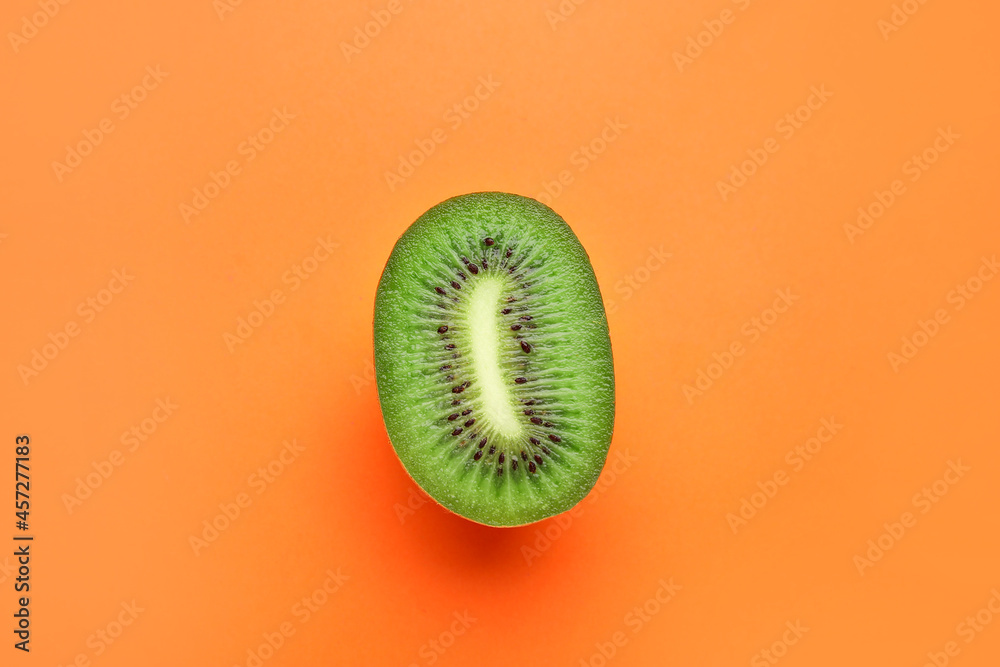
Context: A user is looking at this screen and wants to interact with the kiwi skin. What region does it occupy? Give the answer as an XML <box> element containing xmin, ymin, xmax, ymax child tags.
<box><xmin>374</xmin><ymin>192</ymin><xmax>615</xmax><ymax>527</ymax></box>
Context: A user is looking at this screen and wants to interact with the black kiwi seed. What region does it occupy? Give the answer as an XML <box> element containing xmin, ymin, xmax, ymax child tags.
<box><xmin>469</xmin><ymin>264</ymin><xmax>479</xmax><ymax>274</ymax></box>
<box><xmin>484</xmin><ymin>237</ymin><xmax>495</xmax><ymax>246</ymax></box>
<box><xmin>524</xmin><ymin>400</ymin><xmax>536</xmax><ymax>406</ymax></box>
<box><xmin>511</xmin><ymin>324</ymin><xmax>522</xmax><ymax>331</ymax></box>
<box><xmin>445</xmin><ymin>375</ymin><xmax>454</xmax><ymax>381</ymax></box>
<box><xmin>530</xmin><ymin>417</ymin><xmax>542</xmax><ymax>425</ymax></box>
<box><xmin>451</xmin><ymin>428</ymin><xmax>463</xmax><ymax>436</ymax></box>
<box><xmin>521</xmin><ymin>341</ymin><xmax>532</xmax><ymax>353</ymax></box>
<box><xmin>435</xmin><ymin>287</ymin><xmax>446</xmax><ymax>295</ymax></box>
<box><xmin>452</xmin><ymin>385</ymin><xmax>465</xmax><ymax>393</ymax></box>
<box><xmin>437</xmin><ymin>325</ymin><xmax>448</xmax><ymax>334</ymax></box>
<box><xmin>512</xmin><ymin>459</ymin><xmax>518</xmax><ymax>471</ymax></box>
<box><xmin>478</xmin><ymin>438</ymin><xmax>487</xmax><ymax>449</ymax></box>
<box><xmin>506</xmin><ymin>248</ymin><xmax>512</xmax><ymax>258</ymax></box>
<box><xmin>529</xmin><ymin>437</ymin><xmax>540</xmax><ymax>445</ymax></box>
<box><xmin>448</xmin><ymin>413</ymin><xmax>459</xmax><ymax>421</ymax></box>
<box><xmin>542</xmin><ymin>447</ymin><xmax>551</xmax><ymax>455</ymax></box>
<box><xmin>548</xmin><ymin>434</ymin><xmax>561</xmax><ymax>443</ymax></box>
<box><xmin>499</xmin><ymin>453</ymin><xmax>505</xmax><ymax>464</ymax></box>
<box><xmin>482</xmin><ymin>260</ymin><xmax>488</xmax><ymax>269</ymax></box>
<box><xmin>489</xmin><ymin>446</ymin><xmax>496</xmax><ymax>455</ymax></box>
<box><xmin>458</xmin><ymin>272</ymin><xmax>467</xmax><ymax>280</ymax></box>
<box><xmin>464</xmin><ymin>419</ymin><xmax>475</xmax><ymax>427</ymax></box>
<box><xmin>520</xmin><ymin>451</ymin><xmax>528</xmax><ymax>460</ymax></box>
<box><xmin>515</xmin><ymin>377</ymin><xmax>527</xmax><ymax>384</ymax></box>
<box><xmin>440</xmin><ymin>364</ymin><xmax>452</xmax><ymax>371</ymax></box>
<box><xmin>445</xmin><ymin>344</ymin><xmax>456</xmax><ymax>350</ymax></box>
<box><xmin>496</xmin><ymin>467</ymin><xmax>503</xmax><ymax>477</ymax></box>
<box><xmin>461</xmin><ymin>409</ymin><xmax>472</xmax><ymax>416</ymax></box>
<box><xmin>520</xmin><ymin>315</ymin><xmax>533</xmax><ymax>321</ymax></box>
<box><xmin>474</xmin><ymin>451</ymin><xmax>482</xmax><ymax>460</ymax></box>
<box><xmin>451</xmin><ymin>399</ymin><xmax>461</xmax><ymax>406</ymax></box>
<box><xmin>544</xmin><ymin>422</ymin><xmax>554</xmax><ymax>428</ymax></box>
<box><xmin>451</xmin><ymin>281</ymin><xmax>461</xmax><ymax>289</ymax></box>
<box><xmin>523</xmin><ymin>409</ymin><xmax>534</xmax><ymax>415</ymax></box>
<box><xmin>501</xmin><ymin>308</ymin><xmax>511</xmax><ymax>315</ymax></box>
<box><xmin>533</xmin><ymin>454</ymin><xmax>543</xmax><ymax>465</ymax></box>
<box><xmin>528</xmin><ymin>461</ymin><xmax>537</xmax><ymax>473</ymax></box>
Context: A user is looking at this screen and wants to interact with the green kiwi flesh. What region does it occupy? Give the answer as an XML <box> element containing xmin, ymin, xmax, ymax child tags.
<box><xmin>374</xmin><ymin>192</ymin><xmax>615</xmax><ymax>527</ymax></box>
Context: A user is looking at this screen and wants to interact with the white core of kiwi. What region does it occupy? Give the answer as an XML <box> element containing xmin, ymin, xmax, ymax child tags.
<box><xmin>463</xmin><ymin>276</ymin><xmax>525</xmax><ymax>438</ymax></box>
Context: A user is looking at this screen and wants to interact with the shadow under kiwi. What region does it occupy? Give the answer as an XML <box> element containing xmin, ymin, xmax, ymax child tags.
<box><xmin>362</xmin><ymin>396</ymin><xmax>542</xmax><ymax>577</ymax></box>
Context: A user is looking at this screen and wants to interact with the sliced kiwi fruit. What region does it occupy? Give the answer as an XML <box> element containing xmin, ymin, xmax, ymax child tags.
<box><xmin>374</xmin><ymin>192</ymin><xmax>615</xmax><ymax>527</ymax></box>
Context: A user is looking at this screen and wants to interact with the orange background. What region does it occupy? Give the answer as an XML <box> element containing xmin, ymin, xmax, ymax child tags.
<box><xmin>3</xmin><ymin>0</ymin><xmax>1000</xmax><ymax>665</ymax></box>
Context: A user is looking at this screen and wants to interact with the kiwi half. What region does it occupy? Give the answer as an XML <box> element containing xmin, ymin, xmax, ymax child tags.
<box><xmin>374</xmin><ymin>192</ymin><xmax>615</xmax><ymax>527</ymax></box>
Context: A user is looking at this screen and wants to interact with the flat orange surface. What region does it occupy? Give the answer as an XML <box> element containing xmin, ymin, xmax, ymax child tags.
<box><xmin>3</xmin><ymin>1</ymin><xmax>999</xmax><ymax>665</ymax></box>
